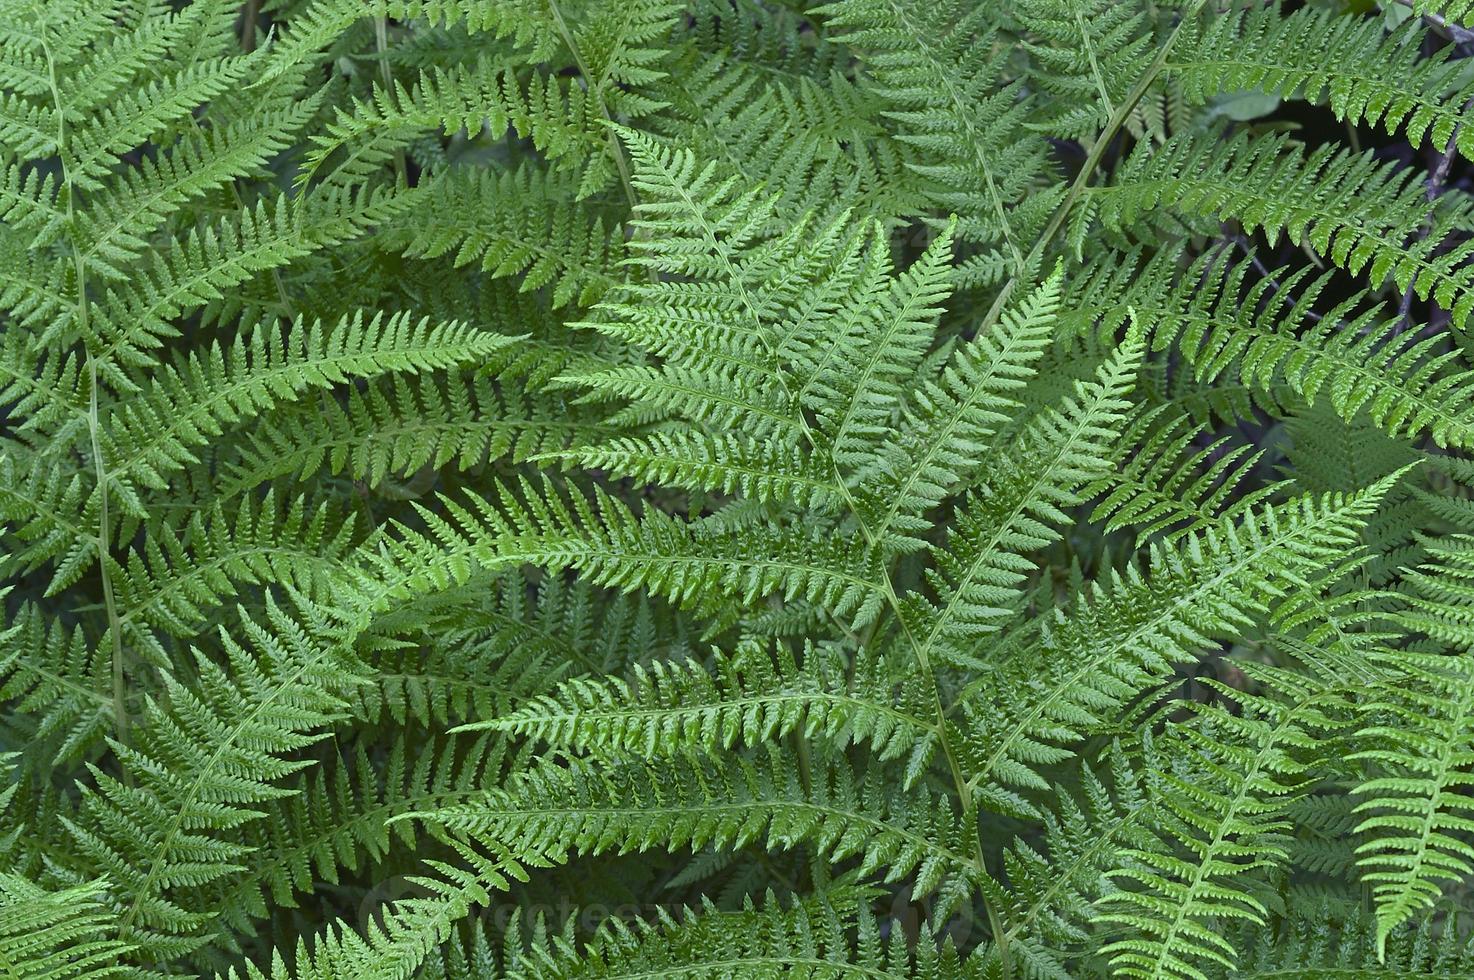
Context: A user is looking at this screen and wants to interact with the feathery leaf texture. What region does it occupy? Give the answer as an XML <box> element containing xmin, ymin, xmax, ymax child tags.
<box><xmin>6</xmin><ymin>1</ymin><xmax>1474</xmax><ymax>977</ymax></box>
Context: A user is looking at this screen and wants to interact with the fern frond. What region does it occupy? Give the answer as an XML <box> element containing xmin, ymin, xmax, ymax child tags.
<box><xmin>1089</xmin><ymin>406</ymin><xmax>1282</xmax><ymax>542</ymax></box>
<box><xmin>963</xmin><ymin>476</ymin><xmax>1396</xmax><ymax>813</ymax></box>
<box><xmin>220</xmin><ymin>373</ymin><xmax>609</xmax><ymax>497</ymax></box>
<box><xmin>1233</xmin><ymin>904</ymin><xmax>1474</xmax><ymax>978</ymax></box>
<box><xmin>519</xmin><ymin>892</ymin><xmax>979</xmax><ymax>979</ymax></box>
<box><xmin>0</xmin><ymin>875</ymin><xmax>135</xmax><ymax>980</ymax></box>
<box><xmin>569</xmin><ymin>139</ymin><xmax>879</xmax><ymax>439</ymax></box>
<box><xmin>385</xmin><ymin>165</ymin><xmax>623</xmax><ymax>308</ymax></box>
<box><xmin>904</xmin><ymin>324</ymin><xmax>1142</xmax><ymax>665</ymax></box>
<box><xmin>1067</xmin><ymin>250</ymin><xmax>1474</xmax><ymax>447</ymax></box>
<box><xmin>543</xmin><ymin>430</ymin><xmax>847</xmax><ymax>511</ymax></box>
<box><xmin>1351</xmin><ymin>537</ymin><xmax>1474</xmax><ymax>955</ymax></box>
<box><xmin>413</xmin><ymin>748</ymin><xmax>982</xmax><ymax>913</ymax></box>
<box><xmin>65</xmin><ymin>596</ymin><xmax>367</xmax><ymax>960</ymax></box>
<box><xmin>74</xmin><ymin>96</ymin><xmax>319</xmax><ymax>280</ymax></box>
<box><xmin>655</xmin><ymin>52</ymin><xmax>925</xmax><ymax>224</ymax></box>
<box><xmin>354</xmin><ymin>626</ymin><xmax>568</xmax><ymax>728</ymax></box>
<box><xmin>0</xmin><ymin>603</ymin><xmax>111</xmax><ymax>765</ymax></box>
<box><xmin>0</xmin><ymin>452</ymin><xmax>93</xmax><ymax>589</ymax></box>
<box><xmin>1170</xmin><ymin>3</ymin><xmax>1474</xmax><ymax>160</ymax></box>
<box><xmin>209</xmin><ymin>733</ymin><xmax>510</xmax><ymax>939</ymax></box>
<box><xmin>862</xmin><ymin>266</ymin><xmax>1062</xmax><ymax>547</ymax></box>
<box><xmin>107</xmin><ymin>492</ymin><xmax>355</xmax><ymax>666</ymax></box>
<box><xmin>355</xmin><ymin>478</ymin><xmax>888</xmax><ymax>630</ymax></box>
<box><xmin>304</xmin><ymin>59</ymin><xmax>603</xmax><ymax>187</ymax></box>
<box><xmin>1091</xmin><ymin>131</ymin><xmax>1474</xmax><ymax>325</ymax></box>
<box><xmin>815</xmin><ymin>0</ymin><xmax>1054</xmax><ymax>285</ymax></box>
<box><xmin>95</xmin><ymin>310</ymin><xmax>514</xmax><ymax>512</ymax></box>
<box><xmin>479</xmin><ymin>640</ymin><xmax>935</xmax><ymax>767</ymax></box>
<box><xmin>1097</xmin><ymin>660</ymin><xmax>1362</xmax><ymax>980</ymax></box>
<box><xmin>259</xmin><ymin>0</ymin><xmax>565</xmax><ymax>86</ymax></box>
<box><xmin>230</xmin><ymin>840</ymin><xmax>536</xmax><ymax>980</ymax></box>
<box><xmin>987</xmin><ymin>749</ymin><xmax>1161</xmax><ymax>976</ymax></box>
<box><xmin>1013</xmin><ymin>0</ymin><xmax>1155</xmax><ymax>141</ymax></box>
<box><xmin>570</xmin><ymin>0</ymin><xmax>682</xmax><ymax>97</ymax></box>
<box><xmin>813</xmin><ymin>221</ymin><xmax>957</xmax><ymax>475</ymax></box>
<box><xmin>85</xmin><ymin>187</ymin><xmax>421</xmax><ymax>375</ymax></box>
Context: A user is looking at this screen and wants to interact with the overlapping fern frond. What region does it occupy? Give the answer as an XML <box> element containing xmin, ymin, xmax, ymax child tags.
<box><xmin>8</xmin><ymin>1</ymin><xmax>1474</xmax><ymax>978</ymax></box>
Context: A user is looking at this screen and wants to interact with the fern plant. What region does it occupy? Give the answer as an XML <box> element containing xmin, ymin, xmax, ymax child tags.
<box><xmin>7</xmin><ymin>1</ymin><xmax>1474</xmax><ymax>978</ymax></box>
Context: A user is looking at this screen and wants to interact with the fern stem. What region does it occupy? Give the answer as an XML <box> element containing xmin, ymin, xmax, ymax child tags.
<box><xmin>374</xmin><ymin>13</ymin><xmax>408</xmax><ymax>185</ymax></box>
<box><xmin>37</xmin><ymin>22</ymin><xmax>130</xmax><ymax>747</ymax></box>
<box><xmin>239</xmin><ymin>0</ymin><xmax>261</xmax><ymax>52</ymax></box>
<box><xmin>88</xmin><ymin>360</ymin><xmax>128</xmax><ymax>748</ymax></box>
<box><xmin>800</xmin><ymin>359</ymin><xmax>1009</xmax><ymax>970</ymax></box>
<box><xmin>1392</xmin><ymin>0</ymin><xmax>1474</xmax><ymax>45</ymax></box>
<box><xmin>1076</xmin><ymin>11</ymin><xmax>1116</xmax><ymax>122</ymax></box>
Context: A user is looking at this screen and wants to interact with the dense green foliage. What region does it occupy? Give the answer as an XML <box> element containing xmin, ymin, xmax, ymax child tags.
<box><xmin>10</xmin><ymin>0</ymin><xmax>1474</xmax><ymax>976</ymax></box>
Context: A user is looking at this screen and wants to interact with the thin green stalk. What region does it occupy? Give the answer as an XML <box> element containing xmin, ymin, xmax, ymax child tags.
<box><xmin>38</xmin><ymin>24</ymin><xmax>129</xmax><ymax>747</ymax></box>
<box><xmin>375</xmin><ymin>14</ymin><xmax>408</xmax><ymax>185</ymax></box>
